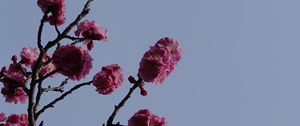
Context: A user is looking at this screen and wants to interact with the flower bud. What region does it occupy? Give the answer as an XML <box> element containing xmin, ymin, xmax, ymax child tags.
<box><xmin>11</xmin><ymin>55</ymin><xmax>18</xmax><ymax>63</ymax></box>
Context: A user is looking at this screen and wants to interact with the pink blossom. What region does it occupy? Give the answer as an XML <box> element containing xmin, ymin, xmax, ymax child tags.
<box><xmin>7</xmin><ymin>63</ymin><xmax>26</xmax><ymax>74</ymax></box>
<box><xmin>155</xmin><ymin>37</ymin><xmax>181</xmax><ymax>64</ymax></box>
<box><xmin>0</xmin><ymin>112</ymin><xmax>6</xmax><ymax>123</ymax></box>
<box><xmin>138</xmin><ymin>37</ymin><xmax>181</xmax><ymax>84</ymax></box>
<box><xmin>20</xmin><ymin>47</ymin><xmax>39</xmax><ymax>67</ymax></box>
<box><xmin>128</xmin><ymin>109</ymin><xmax>167</xmax><ymax>126</ymax></box>
<box><xmin>52</xmin><ymin>44</ymin><xmax>93</xmax><ymax>80</ymax></box>
<box><xmin>92</xmin><ymin>64</ymin><xmax>123</xmax><ymax>95</ymax></box>
<box><xmin>1</xmin><ymin>63</ymin><xmax>27</xmax><ymax>104</ymax></box>
<box><xmin>39</xmin><ymin>62</ymin><xmax>56</xmax><ymax>77</ymax></box>
<box><xmin>11</xmin><ymin>55</ymin><xmax>18</xmax><ymax>64</ymax></box>
<box><xmin>75</xmin><ymin>20</ymin><xmax>108</xmax><ymax>50</ymax></box>
<box><xmin>5</xmin><ymin>114</ymin><xmax>28</xmax><ymax>126</ymax></box>
<box><xmin>1</xmin><ymin>87</ymin><xmax>27</xmax><ymax>104</ymax></box>
<box><xmin>1</xmin><ymin>72</ymin><xmax>26</xmax><ymax>88</ymax></box>
<box><xmin>37</xmin><ymin>0</ymin><xmax>65</xmax><ymax>25</ymax></box>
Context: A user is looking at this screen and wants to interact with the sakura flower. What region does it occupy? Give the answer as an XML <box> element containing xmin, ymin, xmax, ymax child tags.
<box><xmin>75</xmin><ymin>20</ymin><xmax>108</xmax><ymax>50</ymax></box>
<box><xmin>39</xmin><ymin>62</ymin><xmax>56</xmax><ymax>77</ymax></box>
<box><xmin>155</xmin><ymin>37</ymin><xmax>181</xmax><ymax>64</ymax></box>
<box><xmin>1</xmin><ymin>87</ymin><xmax>27</xmax><ymax>104</ymax></box>
<box><xmin>92</xmin><ymin>64</ymin><xmax>123</xmax><ymax>95</ymax></box>
<box><xmin>52</xmin><ymin>44</ymin><xmax>92</xmax><ymax>80</ymax></box>
<box><xmin>138</xmin><ymin>37</ymin><xmax>181</xmax><ymax>84</ymax></box>
<box><xmin>20</xmin><ymin>47</ymin><xmax>39</xmax><ymax>67</ymax></box>
<box><xmin>128</xmin><ymin>109</ymin><xmax>167</xmax><ymax>126</ymax></box>
<box><xmin>0</xmin><ymin>63</ymin><xmax>27</xmax><ymax>104</ymax></box>
<box><xmin>37</xmin><ymin>0</ymin><xmax>65</xmax><ymax>25</ymax></box>
<box><xmin>5</xmin><ymin>114</ymin><xmax>28</xmax><ymax>126</ymax></box>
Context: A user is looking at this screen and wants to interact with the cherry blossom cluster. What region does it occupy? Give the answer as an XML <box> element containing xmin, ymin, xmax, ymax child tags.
<box><xmin>93</xmin><ymin>64</ymin><xmax>124</xmax><ymax>95</ymax></box>
<box><xmin>138</xmin><ymin>37</ymin><xmax>181</xmax><ymax>83</ymax></box>
<box><xmin>0</xmin><ymin>0</ymin><xmax>182</xmax><ymax>126</ymax></box>
<box><xmin>37</xmin><ymin>0</ymin><xmax>65</xmax><ymax>25</ymax></box>
<box><xmin>0</xmin><ymin>112</ymin><xmax>28</xmax><ymax>126</ymax></box>
<box><xmin>128</xmin><ymin>109</ymin><xmax>166</xmax><ymax>126</ymax></box>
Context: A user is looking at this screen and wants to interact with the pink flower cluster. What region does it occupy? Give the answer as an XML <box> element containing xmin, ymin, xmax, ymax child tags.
<box><xmin>52</xmin><ymin>44</ymin><xmax>93</xmax><ymax>80</ymax></box>
<box><xmin>92</xmin><ymin>64</ymin><xmax>123</xmax><ymax>95</ymax></box>
<box><xmin>1</xmin><ymin>61</ymin><xmax>27</xmax><ymax>104</ymax></box>
<box><xmin>20</xmin><ymin>47</ymin><xmax>56</xmax><ymax>77</ymax></box>
<box><xmin>20</xmin><ymin>47</ymin><xmax>39</xmax><ymax>67</ymax></box>
<box><xmin>138</xmin><ymin>37</ymin><xmax>181</xmax><ymax>84</ymax></box>
<box><xmin>0</xmin><ymin>113</ymin><xmax>28</xmax><ymax>126</ymax></box>
<box><xmin>75</xmin><ymin>20</ymin><xmax>108</xmax><ymax>50</ymax></box>
<box><xmin>128</xmin><ymin>109</ymin><xmax>167</xmax><ymax>126</ymax></box>
<box><xmin>37</xmin><ymin>0</ymin><xmax>65</xmax><ymax>25</ymax></box>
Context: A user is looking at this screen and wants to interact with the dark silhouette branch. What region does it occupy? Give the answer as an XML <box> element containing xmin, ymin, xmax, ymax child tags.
<box><xmin>106</xmin><ymin>77</ymin><xmax>143</xmax><ymax>126</ymax></box>
<box><xmin>35</xmin><ymin>81</ymin><xmax>93</xmax><ymax>119</ymax></box>
<box><xmin>27</xmin><ymin>12</ymin><xmax>48</xmax><ymax>126</ymax></box>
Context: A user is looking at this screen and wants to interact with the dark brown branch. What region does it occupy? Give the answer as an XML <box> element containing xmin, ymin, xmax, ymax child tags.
<box><xmin>65</xmin><ymin>35</ymin><xmax>85</xmax><ymax>41</ymax></box>
<box><xmin>42</xmin><ymin>86</ymin><xmax>64</xmax><ymax>93</ymax></box>
<box><xmin>106</xmin><ymin>77</ymin><xmax>143</xmax><ymax>126</ymax></box>
<box><xmin>35</xmin><ymin>81</ymin><xmax>93</xmax><ymax>119</ymax></box>
<box><xmin>42</xmin><ymin>78</ymin><xmax>69</xmax><ymax>93</ymax></box>
<box><xmin>38</xmin><ymin>121</ymin><xmax>44</xmax><ymax>126</ymax></box>
<box><xmin>35</xmin><ymin>69</ymin><xmax>60</xmax><ymax>83</ymax></box>
<box><xmin>33</xmin><ymin>82</ymin><xmax>43</xmax><ymax>114</ymax></box>
<box><xmin>44</xmin><ymin>0</ymin><xmax>94</xmax><ymax>51</ymax></box>
<box><xmin>28</xmin><ymin>12</ymin><xmax>48</xmax><ymax>126</ymax></box>
<box><xmin>37</xmin><ymin>12</ymin><xmax>48</xmax><ymax>51</ymax></box>
<box><xmin>54</xmin><ymin>25</ymin><xmax>60</xmax><ymax>35</ymax></box>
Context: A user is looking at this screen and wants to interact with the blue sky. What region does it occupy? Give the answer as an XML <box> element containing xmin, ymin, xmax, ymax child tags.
<box><xmin>1</xmin><ymin>0</ymin><xmax>300</xmax><ymax>126</ymax></box>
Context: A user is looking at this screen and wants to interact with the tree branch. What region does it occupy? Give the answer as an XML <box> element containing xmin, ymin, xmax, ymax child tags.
<box><xmin>27</xmin><ymin>12</ymin><xmax>48</xmax><ymax>126</ymax></box>
<box><xmin>54</xmin><ymin>25</ymin><xmax>60</xmax><ymax>35</ymax></box>
<box><xmin>33</xmin><ymin>82</ymin><xmax>43</xmax><ymax>114</ymax></box>
<box><xmin>106</xmin><ymin>77</ymin><xmax>143</xmax><ymax>126</ymax></box>
<box><xmin>42</xmin><ymin>78</ymin><xmax>69</xmax><ymax>93</ymax></box>
<box><xmin>35</xmin><ymin>81</ymin><xmax>93</xmax><ymax>119</ymax></box>
<box><xmin>35</xmin><ymin>69</ymin><xmax>59</xmax><ymax>83</ymax></box>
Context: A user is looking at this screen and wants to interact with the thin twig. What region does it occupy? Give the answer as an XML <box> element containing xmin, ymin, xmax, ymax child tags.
<box><xmin>42</xmin><ymin>86</ymin><xmax>64</xmax><ymax>93</ymax></box>
<box><xmin>38</xmin><ymin>121</ymin><xmax>44</xmax><ymax>126</ymax></box>
<box><xmin>33</xmin><ymin>82</ymin><xmax>43</xmax><ymax>114</ymax></box>
<box><xmin>44</xmin><ymin>0</ymin><xmax>94</xmax><ymax>51</ymax></box>
<box><xmin>42</xmin><ymin>78</ymin><xmax>69</xmax><ymax>93</ymax></box>
<box><xmin>54</xmin><ymin>25</ymin><xmax>60</xmax><ymax>35</ymax></box>
<box><xmin>37</xmin><ymin>12</ymin><xmax>48</xmax><ymax>51</ymax></box>
<box><xmin>35</xmin><ymin>69</ymin><xmax>60</xmax><ymax>83</ymax></box>
<box><xmin>65</xmin><ymin>35</ymin><xmax>85</xmax><ymax>41</ymax></box>
<box><xmin>59</xmin><ymin>78</ymin><xmax>70</xmax><ymax>87</ymax></box>
<box><xmin>35</xmin><ymin>81</ymin><xmax>93</xmax><ymax>119</ymax></box>
<box><xmin>106</xmin><ymin>77</ymin><xmax>143</xmax><ymax>126</ymax></box>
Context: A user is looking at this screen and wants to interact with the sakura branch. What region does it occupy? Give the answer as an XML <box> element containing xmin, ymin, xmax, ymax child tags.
<box><xmin>35</xmin><ymin>81</ymin><xmax>93</xmax><ymax>119</ymax></box>
<box><xmin>105</xmin><ymin>76</ymin><xmax>143</xmax><ymax>126</ymax></box>
<box><xmin>0</xmin><ymin>0</ymin><xmax>182</xmax><ymax>126</ymax></box>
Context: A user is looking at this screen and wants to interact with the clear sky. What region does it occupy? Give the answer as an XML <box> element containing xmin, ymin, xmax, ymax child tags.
<box><xmin>1</xmin><ymin>0</ymin><xmax>300</xmax><ymax>126</ymax></box>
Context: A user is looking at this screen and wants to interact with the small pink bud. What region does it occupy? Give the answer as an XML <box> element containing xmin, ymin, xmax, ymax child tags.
<box><xmin>87</xmin><ymin>41</ymin><xmax>94</xmax><ymax>51</ymax></box>
<box><xmin>128</xmin><ymin>76</ymin><xmax>136</xmax><ymax>84</ymax></box>
<box><xmin>11</xmin><ymin>55</ymin><xmax>18</xmax><ymax>63</ymax></box>
<box><xmin>141</xmin><ymin>90</ymin><xmax>148</xmax><ymax>96</ymax></box>
<box><xmin>1</xmin><ymin>67</ymin><xmax>7</xmax><ymax>73</ymax></box>
<box><xmin>140</xmin><ymin>86</ymin><xmax>148</xmax><ymax>96</ymax></box>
